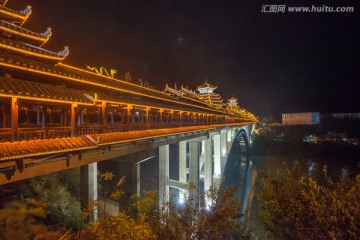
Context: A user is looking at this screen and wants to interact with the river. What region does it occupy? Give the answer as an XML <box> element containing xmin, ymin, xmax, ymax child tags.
<box><xmin>222</xmin><ymin>140</ymin><xmax>359</xmax><ymax>236</ymax></box>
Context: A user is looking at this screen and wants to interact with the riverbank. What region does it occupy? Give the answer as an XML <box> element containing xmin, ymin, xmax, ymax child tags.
<box><xmin>251</xmin><ymin>135</ymin><xmax>360</xmax><ymax>160</ymax></box>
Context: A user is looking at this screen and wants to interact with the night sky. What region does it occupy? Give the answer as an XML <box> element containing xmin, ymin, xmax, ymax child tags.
<box><xmin>7</xmin><ymin>0</ymin><xmax>359</xmax><ymax>117</ymax></box>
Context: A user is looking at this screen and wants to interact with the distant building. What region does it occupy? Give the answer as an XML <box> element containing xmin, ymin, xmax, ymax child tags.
<box><xmin>282</xmin><ymin>112</ymin><xmax>320</xmax><ymax>125</ymax></box>
<box><xmin>331</xmin><ymin>113</ymin><xmax>360</xmax><ymax>119</ymax></box>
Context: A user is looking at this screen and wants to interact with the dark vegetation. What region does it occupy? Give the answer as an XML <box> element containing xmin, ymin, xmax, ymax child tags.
<box><xmin>257</xmin><ymin>161</ymin><xmax>360</xmax><ymax>239</ymax></box>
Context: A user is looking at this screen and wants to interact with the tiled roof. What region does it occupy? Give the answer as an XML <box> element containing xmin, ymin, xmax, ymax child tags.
<box><xmin>0</xmin><ymin>136</ymin><xmax>96</xmax><ymax>159</ymax></box>
<box><xmin>0</xmin><ymin>5</ymin><xmax>29</xmax><ymax>24</ymax></box>
<box><xmin>0</xmin><ymin>52</ymin><xmax>229</xmax><ymax>115</ymax></box>
<box><xmin>0</xmin><ymin>76</ymin><xmax>93</xmax><ymax>103</ymax></box>
<box><xmin>0</xmin><ymin>20</ymin><xmax>48</xmax><ymax>45</ymax></box>
<box><xmin>0</xmin><ymin>125</ymin><xmax>237</xmax><ymax>160</ymax></box>
<box><xmin>197</xmin><ymin>82</ymin><xmax>217</xmax><ymax>90</ymax></box>
<box><xmin>0</xmin><ymin>37</ymin><xmax>65</xmax><ymax>63</ymax></box>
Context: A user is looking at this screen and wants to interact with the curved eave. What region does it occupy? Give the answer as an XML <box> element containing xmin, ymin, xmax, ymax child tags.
<box><xmin>0</xmin><ymin>20</ymin><xmax>49</xmax><ymax>46</ymax></box>
<box><xmin>0</xmin><ymin>38</ymin><xmax>66</xmax><ymax>63</ymax></box>
<box><xmin>0</xmin><ymin>6</ymin><xmax>29</xmax><ymax>25</ymax></box>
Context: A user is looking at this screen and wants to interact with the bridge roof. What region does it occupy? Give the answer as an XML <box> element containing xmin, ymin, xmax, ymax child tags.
<box><xmin>0</xmin><ymin>52</ymin><xmax>233</xmax><ymax>115</ymax></box>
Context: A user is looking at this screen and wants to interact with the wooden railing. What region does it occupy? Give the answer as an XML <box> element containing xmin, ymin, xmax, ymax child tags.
<box><xmin>0</xmin><ymin>121</ymin><xmax>227</xmax><ymax>142</ymax></box>
<box><xmin>19</xmin><ymin>127</ymin><xmax>71</xmax><ymax>140</ymax></box>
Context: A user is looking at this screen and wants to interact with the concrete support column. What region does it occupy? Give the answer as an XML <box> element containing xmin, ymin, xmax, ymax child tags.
<box><xmin>178</xmin><ymin>141</ymin><xmax>187</xmax><ymax>203</ymax></box>
<box><xmin>189</xmin><ymin>141</ymin><xmax>200</xmax><ymax>205</ymax></box>
<box><xmin>159</xmin><ymin>144</ymin><xmax>169</xmax><ymax>206</ymax></box>
<box><xmin>118</xmin><ymin>161</ymin><xmax>141</xmax><ymax>196</ymax></box>
<box><xmin>220</xmin><ymin>130</ymin><xmax>228</xmax><ymax>173</ymax></box>
<box><xmin>202</xmin><ymin>138</ymin><xmax>212</xmax><ymax>192</ymax></box>
<box><xmin>213</xmin><ymin>134</ymin><xmax>221</xmax><ymax>178</ymax></box>
<box><xmin>227</xmin><ymin>129</ymin><xmax>232</xmax><ymax>151</ymax></box>
<box><xmin>80</xmin><ymin>162</ymin><xmax>98</xmax><ymax>220</ymax></box>
<box><xmin>11</xmin><ymin>98</ymin><xmax>18</xmax><ymax>142</ymax></box>
<box><xmin>179</xmin><ymin>141</ymin><xmax>187</xmax><ymax>183</ymax></box>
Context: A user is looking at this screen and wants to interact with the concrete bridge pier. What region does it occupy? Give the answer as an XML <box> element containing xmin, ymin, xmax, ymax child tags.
<box><xmin>178</xmin><ymin>140</ymin><xmax>187</xmax><ymax>204</ymax></box>
<box><xmin>227</xmin><ymin>129</ymin><xmax>233</xmax><ymax>151</ymax></box>
<box><xmin>220</xmin><ymin>130</ymin><xmax>228</xmax><ymax>176</ymax></box>
<box><xmin>80</xmin><ymin>162</ymin><xmax>98</xmax><ymax>220</ymax></box>
<box><xmin>159</xmin><ymin>144</ymin><xmax>169</xmax><ymax>207</ymax></box>
<box><xmin>188</xmin><ymin>140</ymin><xmax>200</xmax><ymax>206</ymax></box>
<box><xmin>213</xmin><ymin>134</ymin><xmax>221</xmax><ymax>186</ymax></box>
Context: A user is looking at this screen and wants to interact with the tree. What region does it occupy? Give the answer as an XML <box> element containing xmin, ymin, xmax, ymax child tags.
<box><xmin>130</xmin><ymin>183</ymin><xmax>251</xmax><ymax>240</ymax></box>
<box><xmin>257</xmin><ymin>162</ymin><xmax>360</xmax><ymax>239</ymax></box>
<box><xmin>18</xmin><ymin>169</ymin><xmax>83</xmax><ymax>229</ymax></box>
<box><xmin>77</xmin><ymin>173</ymin><xmax>250</xmax><ymax>239</ymax></box>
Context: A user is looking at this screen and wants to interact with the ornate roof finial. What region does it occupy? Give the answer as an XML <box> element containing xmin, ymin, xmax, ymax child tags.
<box><xmin>20</xmin><ymin>5</ymin><xmax>32</xmax><ymax>16</ymax></box>
<box><xmin>41</xmin><ymin>27</ymin><xmax>52</xmax><ymax>38</ymax></box>
<box><xmin>58</xmin><ymin>46</ymin><xmax>69</xmax><ymax>57</ymax></box>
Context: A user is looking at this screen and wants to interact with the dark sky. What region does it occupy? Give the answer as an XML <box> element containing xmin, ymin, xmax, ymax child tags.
<box><xmin>7</xmin><ymin>0</ymin><xmax>360</xmax><ymax>117</ymax></box>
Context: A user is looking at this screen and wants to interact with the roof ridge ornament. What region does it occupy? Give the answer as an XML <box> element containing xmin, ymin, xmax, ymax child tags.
<box><xmin>20</xmin><ymin>5</ymin><xmax>32</xmax><ymax>16</ymax></box>
<box><xmin>41</xmin><ymin>27</ymin><xmax>52</xmax><ymax>38</ymax></box>
<box><xmin>86</xmin><ymin>65</ymin><xmax>117</xmax><ymax>78</ymax></box>
<box><xmin>57</xmin><ymin>46</ymin><xmax>69</xmax><ymax>57</ymax></box>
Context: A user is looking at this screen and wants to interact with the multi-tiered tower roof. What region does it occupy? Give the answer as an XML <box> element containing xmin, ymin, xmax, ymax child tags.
<box><xmin>196</xmin><ymin>81</ymin><xmax>224</xmax><ymax>109</ymax></box>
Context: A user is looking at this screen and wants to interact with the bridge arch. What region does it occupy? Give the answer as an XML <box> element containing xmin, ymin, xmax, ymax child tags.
<box><xmin>232</xmin><ymin>128</ymin><xmax>250</xmax><ymax>153</ymax></box>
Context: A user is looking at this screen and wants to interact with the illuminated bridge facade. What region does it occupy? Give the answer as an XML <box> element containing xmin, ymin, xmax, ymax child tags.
<box><xmin>0</xmin><ymin>1</ymin><xmax>257</xmax><ymax>210</ymax></box>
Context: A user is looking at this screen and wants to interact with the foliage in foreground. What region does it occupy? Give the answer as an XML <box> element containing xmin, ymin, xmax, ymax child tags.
<box><xmin>257</xmin><ymin>162</ymin><xmax>360</xmax><ymax>239</ymax></box>
<box><xmin>77</xmin><ymin>173</ymin><xmax>250</xmax><ymax>240</ymax></box>
<box><xmin>1</xmin><ymin>172</ymin><xmax>250</xmax><ymax>239</ymax></box>
<box><xmin>0</xmin><ymin>199</ymin><xmax>68</xmax><ymax>240</ymax></box>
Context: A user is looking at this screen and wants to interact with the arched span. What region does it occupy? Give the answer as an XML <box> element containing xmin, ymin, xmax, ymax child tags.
<box><xmin>232</xmin><ymin>128</ymin><xmax>250</xmax><ymax>154</ymax></box>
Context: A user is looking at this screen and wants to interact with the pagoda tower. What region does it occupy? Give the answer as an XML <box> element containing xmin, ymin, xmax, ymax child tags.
<box><xmin>0</xmin><ymin>1</ymin><xmax>69</xmax><ymax>64</ymax></box>
<box><xmin>196</xmin><ymin>80</ymin><xmax>224</xmax><ymax>109</ymax></box>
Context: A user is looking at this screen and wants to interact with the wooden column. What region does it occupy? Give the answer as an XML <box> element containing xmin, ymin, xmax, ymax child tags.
<box><xmin>126</xmin><ymin>105</ymin><xmax>132</xmax><ymax>124</ymax></box>
<box><xmin>70</xmin><ymin>104</ymin><xmax>76</xmax><ymax>137</ymax></box>
<box><xmin>11</xmin><ymin>97</ymin><xmax>18</xmax><ymax>141</ymax></box>
<box><xmin>145</xmin><ymin>107</ymin><xmax>149</xmax><ymax>125</ymax></box>
<box><xmin>42</xmin><ymin>106</ymin><xmax>46</xmax><ymax>128</ymax></box>
<box><xmin>159</xmin><ymin>109</ymin><xmax>163</xmax><ymax>126</ymax></box>
<box><xmin>101</xmin><ymin>102</ymin><xmax>106</xmax><ymax>126</ymax></box>
<box><xmin>36</xmin><ymin>106</ymin><xmax>41</xmax><ymax>125</ymax></box>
